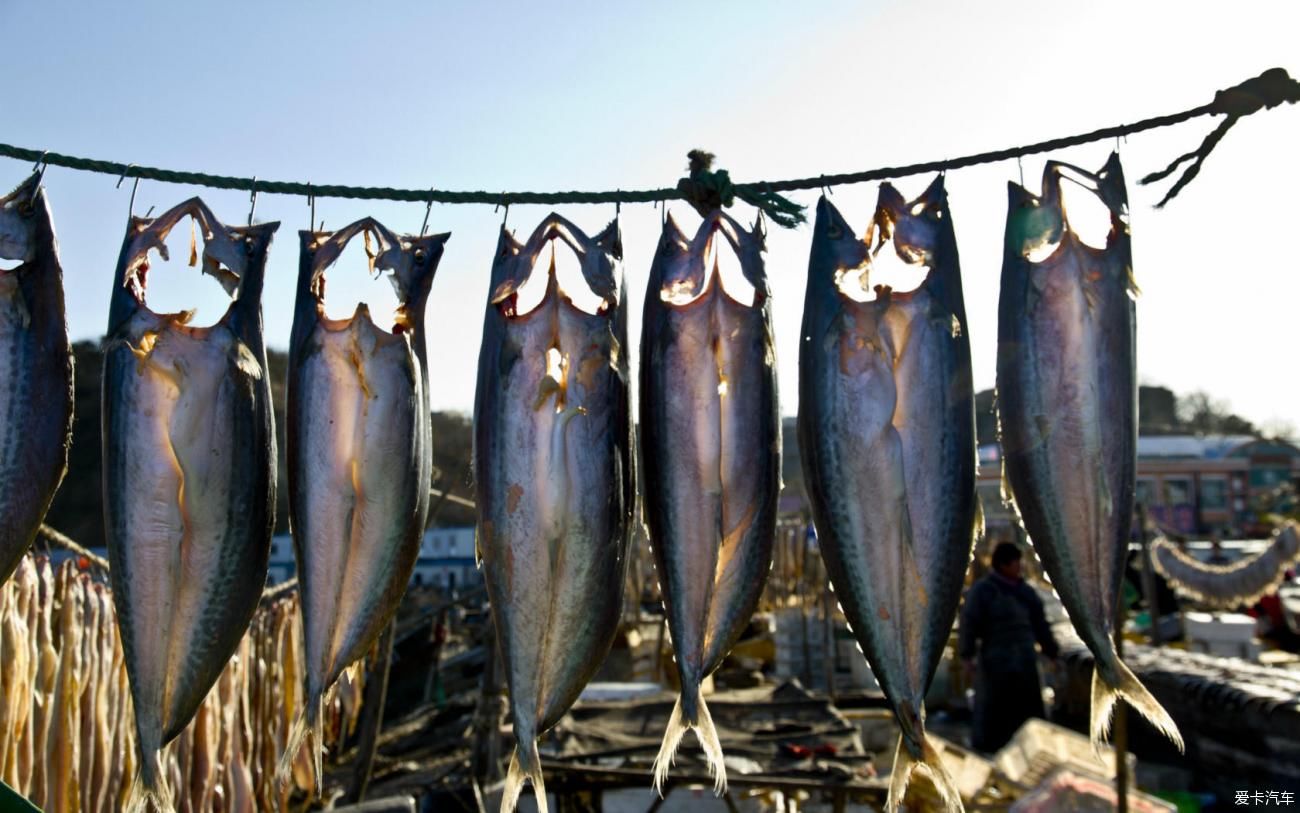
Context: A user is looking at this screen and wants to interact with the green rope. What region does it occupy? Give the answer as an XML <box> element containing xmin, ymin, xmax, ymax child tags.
<box><xmin>2</xmin><ymin>67</ymin><xmax>1295</xmax><ymax>227</ymax></box>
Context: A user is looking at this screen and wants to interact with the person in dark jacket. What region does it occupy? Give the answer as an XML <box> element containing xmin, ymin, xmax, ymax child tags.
<box><xmin>958</xmin><ymin>541</ymin><xmax>1059</xmax><ymax>753</ymax></box>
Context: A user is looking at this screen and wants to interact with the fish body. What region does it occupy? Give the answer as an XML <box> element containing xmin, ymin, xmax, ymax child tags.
<box><xmin>474</xmin><ymin>214</ymin><xmax>631</xmax><ymax>813</ymax></box>
<box><xmin>102</xmin><ymin>198</ymin><xmax>278</xmax><ymax>812</ymax></box>
<box><xmin>798</xmin><ymin>179</ymin><xmax>976</xmax><ymax>811</ymax></box>
<box><xmin>0</xmin><ymin>173</ymin><xmax>73</xmax><ymax>585</ymax></box>
<box><xmin>640</xmin><ymin>210</ymin><xmax>780</xmax><ymax>794</ymax></box>
<box><xmin>279</xmin><ymin>219</ymin><xmax>446</xmax><ymax>788</ymax></box>
<box><xmin>996</xmin><ymin>153</ymin><xmax>1182</xmax><ymax>751</ymax></box>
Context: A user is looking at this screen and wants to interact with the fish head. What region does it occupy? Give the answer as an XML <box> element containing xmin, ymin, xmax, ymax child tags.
<box><xmin>491</xmin><ymin>213</ymin><xmax>618</xmax><ymax>319</ymax></box>
<box><xmin>1006</xmin><ymin>177</ymin><xmax>1066</xmax><ymax>263</ymax></box>
<box><xmin>305</xmin><ymin>218</ymin><xmax>445</xmax><ymax>335</ymax></box>
<box><xmin>873</xmin><ymin>176</ymin><xmax>947</xmax><ymax>267</ymax></box>
<box><xmin>657</xmin><ymin>210</ymin><xmax>766</xmax><ymax>309</ymax></box>
<box><xmin>0</xmin><ymin>173</ymin><xmax>43</xmax><ymax>265</ymax></box>
<box><xmin>116</xmin><ymin>198</ymin><xmax>250</xmax><ymax>332</ymax></box>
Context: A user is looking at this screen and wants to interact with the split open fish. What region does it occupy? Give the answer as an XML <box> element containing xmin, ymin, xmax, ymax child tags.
<box><xmin>640</xmin><ymin>210</ymin><xmax>780</xmax><ymax>795</ymax></box>
<box><xmin>278</xmin><ymin>218</ymin><xmax>446</xmax><ymax>789</ymax></box>
<box><xmin>102</xmin><ymin>198</ymin><xmax>278</xmax><ymax>811</ymax></box>
<box><xmin>996</xmin><ymin>153</ymin><xmax>1183</xmax><ymax>752</ymax></box>
<box><xmin>473</xmin><ymin>214</ymin><xmax>632</xmax><ymax>813</ymax></box>
<box><xmin>0</xmin><ymin>173</ymin><xmax>73</xmax><ymax>586</ymax></box>
<box><xmin>799</xmin><ymin>179</ymin><xmax>977</xmax><ymax>811</ymax></box>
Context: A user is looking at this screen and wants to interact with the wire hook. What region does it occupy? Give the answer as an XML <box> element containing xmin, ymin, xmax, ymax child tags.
<box><xmin>495</xmin><ymin>194</ymin><xmax>509</xmax><ymax>229</ymax></box>
<box><xmin>820</xmin><ymin>175</ymin><xmax>832</xmax><ymax>198</ymax></box>
<box><xmin>247</xmin><ymin>177</ymin><xmax>258</xmax><ymax>226</ymax></box>
<box><xmin>119</xmin><ymin>164</ymin><xmax>141</xmax><ymax>222</ymax></box>
<box><xmin>1017</xmin><ymin>155</ymin><xmax>1025</xmax><ymax>187</ymax></box>
<box><xmin>421</xmin><ymin>187</ymin><xmax>435</xmax><ymax>236</ymax></box>
<box><xmin>307</xmin><ymin>183</ymin><xmax>316</xmax><ymax>233</ymax></box>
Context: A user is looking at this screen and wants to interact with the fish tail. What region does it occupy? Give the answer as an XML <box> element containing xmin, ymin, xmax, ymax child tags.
<box><xmin>275</xmin><ymin>693</ymin><xmax>324</xmax><ymax>795</ymax></box>
<box><xmin>886</xmin><ymin>734</ymin><xmax>963</xmax><ymax>813</ymax></box>
<box><xmin>123</xmin><ymin>747</ymin><xmax>172</xmax><ymax>813</ymax></box>
<box><xmin>1091</xmin><ymin>656</ymin><xmax>1184</xmax><ymax>754</ymax></box>
<box><xmin>652</xmin><ymin>689</ymin><xmax>727</xmax><ymax>797</ymax></box>
<box><xmin>501</xmin><ymin>739</ymin><xmax>547</xmax><ymax>813</ymax></box>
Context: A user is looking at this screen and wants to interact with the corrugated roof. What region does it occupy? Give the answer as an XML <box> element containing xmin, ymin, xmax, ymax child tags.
<box><xmin>979</xmin><ymin>435</ymin><xmax>1276</xmax><ymax>462</ymax></box>
<box><xmin>1137</xmin><ymin>435</ymin><xmax>1256</xmax><ymax>459</ymax></box>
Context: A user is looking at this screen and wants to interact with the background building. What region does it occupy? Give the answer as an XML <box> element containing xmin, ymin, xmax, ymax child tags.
<box><xmin>266</xmin><ymin>526</ymin><xmax>482</xmax><ymax>591</ymax></box>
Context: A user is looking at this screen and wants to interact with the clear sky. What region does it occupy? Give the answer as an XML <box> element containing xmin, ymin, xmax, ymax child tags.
<box><xmin>4</xmin><ymin>1</ymin><xmax>1298</xmax><ymax>433</ymax></box>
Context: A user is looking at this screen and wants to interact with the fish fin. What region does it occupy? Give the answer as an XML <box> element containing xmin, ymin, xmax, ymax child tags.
<box><xmin>652</xmin><ymin>691</ymin><xmax>727</xmax><ymax>797</ymax></box>
<box><xmin>275</xmin><ymin>694</ymin><xmax>323</xmax><ymax>796</ymax></box>
<box><xmin>694</xmin><ymin>692</ymin><xmax>727</xmax><ymax>796</ymax></box>
<box><xmin>887</xmin><ymin>735</ymin><xmax>963</xmax><ymax>813</ymax></box>
<box><xmin>123</xmin><ymin>748</ymin><xmax>172</xmax><ymax>813</ymax></box>
<box><xmin>1091</xmin><ymin>658</ymin><xmax>1184</xmax><ymax>755</ymax></box>
<box><xmin>502</xmin><ymin>740</ymin><xmax>548</xmax><ymax>813</ymax></box>
<box><xmin>651</xmin><ymin>695</ymin><xmax>688</xmax><ymax>796</ymax></box>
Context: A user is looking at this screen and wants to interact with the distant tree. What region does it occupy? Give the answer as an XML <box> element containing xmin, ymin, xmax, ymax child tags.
<box><xmin>1177</xmin><ymin>390</ymin><xmax>1257</xmax><ymax>436</ymax></box>
<box><xmin>1259</xmin><ymin>418</ymin><xmax>1298</xmax><ymax>443</ymax></box>
<box><xmin>1138</xmin><ymin>386</ymin><xmax>1178</xmax><ymax>434</ymax></box>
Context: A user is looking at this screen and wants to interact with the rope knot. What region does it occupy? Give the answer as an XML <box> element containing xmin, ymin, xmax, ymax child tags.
<box><xmin>1212</xmin><ymin>67</ymin><xmax>1300</xmax><ymax>117</ymax></box>
<box><xmin>676</xmin><ymin>149</ymin><xmax>736</xmax><ymax>217</ymax></box>
<box><xmin>675</xmin><ymin>149</ymin><xmax>806</xmax><ymax>228</ymax></box>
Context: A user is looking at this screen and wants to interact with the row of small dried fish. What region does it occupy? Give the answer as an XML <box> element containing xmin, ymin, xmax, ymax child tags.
<box><xmin>0</xmin><ymin>555</ymin><xmax>360</xmax><ymax>812</ymax></box>
<box><xmin>1152</xmin><ymin>522</ymin><xmax>1300</xmax><ymax>608</ymax></box>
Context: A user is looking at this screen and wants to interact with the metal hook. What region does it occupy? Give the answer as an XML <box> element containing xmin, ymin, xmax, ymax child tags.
<box><xmin>495</xmin><ymin>195</ymin><xmax>509</xmax><ymax>228</ymax></box>
<box><xmin>819</xmin><ymin>175</ymin><xmax>831</xmax><ymax>198</ymax></box>
<box><xmin>247</xmin><ymin>177</ymin><xmax>258</xmax><ymax>226</ymax></box>
<box><xmin>144</xmin><ymin>206</ymin><xmax>155</xmax><ymax>218</ymax></box>
<box><xmin>421</xmin><ymin>187</ymin><xmax>435</xmax><ymax>236</ymax></box>
<box><xmin>307</xmin><ymin>183</ymin><xmax>315</xmax><ymax>232</ymax></box>
<box><xmin>1017</xmin><ymin>155</ymin><xmax>1025</xmax><ymax>187</ymax></box>
<box><xmin>116</xmin><ymin>164</ymin><xmax>136</xmax><ymax>189</ymax></box>
<box><xmin>615</xmin><ymin>192</ymin><xmax>621</xmax><ymax>220</ymax></box>
<box><xmin>126</xmin><ymin>176</ymin><xmax>141</xmax><ymax>221</ymax></box>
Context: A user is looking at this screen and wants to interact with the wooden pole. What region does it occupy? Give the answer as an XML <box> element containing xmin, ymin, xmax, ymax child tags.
<box><xmin>424</xmin><ymin>606</ymin><xmax>450</xmax><ymax>706</ymax></box>
<box><xmin>343</xmin><ymin>617</ymin><xmax>397</xmax><ymax>804</ymax></box>
<box><xmin>1114</xmin><ymin>581</ymin><xmax>1129</xmax><ymax>813</ymax></box>
<box><xmin>1137</xmin><ymin>504</ymin><xmax>1163</xmax><ymax>646</ymax></box>
<box><xmin>822</xmin><ymin>573</ymin><xmax>836</xmax><ymax>700</ymax></box>
<box><xmin>472</xmin><ymin>625</ymin><xmax>505</xmax><ymax>787</ymax></box>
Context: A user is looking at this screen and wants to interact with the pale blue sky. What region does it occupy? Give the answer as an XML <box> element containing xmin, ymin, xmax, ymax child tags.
<box><xmin>4</xmin><ymin>1</ymin><xmax>1298</xmax><ymax>431</ymax></box>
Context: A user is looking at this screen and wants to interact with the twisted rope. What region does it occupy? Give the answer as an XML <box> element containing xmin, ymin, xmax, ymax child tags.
<box><xmin>2</xmin><ymin>68</ymin><xmax>1295</xmax><ymax>223</ymax></box>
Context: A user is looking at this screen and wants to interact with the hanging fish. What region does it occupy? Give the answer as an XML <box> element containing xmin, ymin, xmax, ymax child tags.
<box><xmin>277</xmin><ymin>218</ymin><xmax>446</xmax><ymax>789</ymax></box>
<box><xmin>474</xmin><ymin>214</ymin><xmax>632</xmax><ymax>813</ymax></box>
<box><xmin>0</xmin><ymin>173</ymin><xmax>73</xmax><ymax>586</ymax></box>
<box><xmin>996</xmin><ymin>153</ymin><xmax>1183</xmax><ymax>752</ymax></box>
<box><xmin>640</xmin><ymin>210</ymin><xmax>780</xmax><ymax>795</ymax></box>
<box><xmin>1151</xmin><ymin>523</ymin><xmax>1300</xmax><ymax>609</ymax></box>
<box><xmin>799</xmin><ymin>179</ymin><xmax>976</xmax><ymax>812</ymax></box>
<box><xmin>102</xmin><ymin>198</ymin><xmax>278</xmax><ymax>812</ymax></box>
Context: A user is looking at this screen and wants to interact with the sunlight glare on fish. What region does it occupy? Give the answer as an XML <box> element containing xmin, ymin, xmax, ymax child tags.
<box><xmin>513</xmin><ymin>242</ymin><xmax>553</xmax><ymax>316</ymax></box>
<box><xmin>552</xmin><ymin>236</ymin><xmax>606</xmax><ymax>314</ymax></box>
<box><xmin>515</xmin><ymin>233</ymin><xmax>606</xmax><ymax>316</ymax></box>
<box><xmin>1061</xmin><ymin>176</ymin><xmax>1114</xmax><ymax>250</ymax></box>
<box><xmin>1024</xmin><ymin>235</ymin><xmax>1063</xmax><ymax>263</ymax></box>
